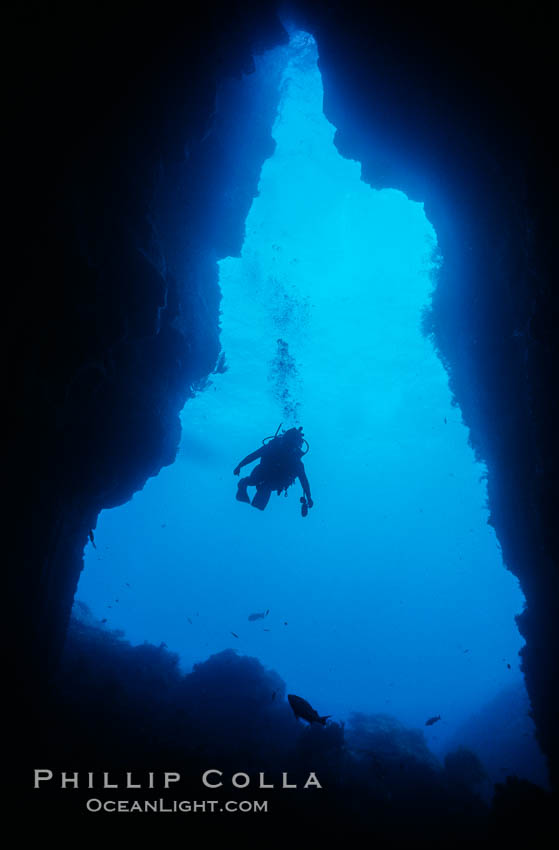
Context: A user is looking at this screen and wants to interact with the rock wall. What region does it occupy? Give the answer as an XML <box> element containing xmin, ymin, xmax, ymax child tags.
<box><xmin>17</xmin><ymin>0</ymin><xmax>558</xmax><ymax>788</ymax></box>
<box><xmin>17</xmin><ymin>1</ymin><xmax>287</xmax><ymax>690</ymax></box>
<box><xmin>293</xmin><ymin>0</ymin><xmax>558</xmax><ymax>785</ymax></box>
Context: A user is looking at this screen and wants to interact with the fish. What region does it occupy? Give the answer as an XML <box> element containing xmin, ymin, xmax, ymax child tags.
<box><xmin>288</xmin><ymin>694</ymin><xmax>330</xmax><ymax>726</ymax></box>
<box><xmin>231</xmin><ymin>632</ymin><xmax>239</xmax><ymax>638</ymax></box>
<box><xmin>101</xmin><ymin>618</ymin><xmax>107</xmax><ymax>624</ymax></box>
<box><xmin>425</xmin><ymin>715</ymin><xmax>441</xmax><ymax>726</ymax></box>
<box><xmin>187</xmin><ymin>617</ymin><xmax>193</xmax><ymax>625</ymax></box>
<box><xmin>88</xmin><ymin>529</ymin><xmax>97</xmax><ymax>549</ymax></box>
<box><xmin>248</xmin><ymin>612</ymin><xmax>266</xmax><ymax>621</ymax></box>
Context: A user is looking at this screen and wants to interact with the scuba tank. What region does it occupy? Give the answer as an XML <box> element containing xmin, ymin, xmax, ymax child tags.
<box><xmin>262</xmin><ymin>424</ymin><xmax>309</xmax><ymax>455</ymax></box>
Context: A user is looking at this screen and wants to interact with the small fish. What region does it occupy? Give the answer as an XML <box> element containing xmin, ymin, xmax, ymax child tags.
<box><xmin>248</xmin><ymin>612</ymin><xmax>266</xmax><ymax>622</ymax></box>
<box><xmin>263</xmin><ymin>628</ymin><xmax>270</xmax><ymax>632</ymax></box>
<box><xmin>265</xmin><ymin>609</ymin><xmax>270</xmax><ymax>616</ymax></box>
<box><xmin>464</xmin><ymin>649</ymin><xmax>470</xmax><ymax>653</ymax></box>
<box><xmin>284</xmin><ymin>622</ymin><xmax>288</xmax><ymax>626</ymax></box>
<box><xmin>101</xmin><ymin>618</ymin><xmax>107</xmax><ymax>624</ymax></box>
<box><xmin>187</xmin><ymin>617</ymin><xmax>193</xmax><ymax>625</ymax></box>
<box><xmin>88</xmin><ymin>529</ymin><xmax>97</xmax><ymax>549</ymax></box>
<box><xmin>231</xmin><ymin>632</ymin><xmax>239</xmax><ymax>638</ymax></box>
<box><xmin>425</xmin><ymin>715</ymin><xmax>441</xmax><ymax>726</ymax></box>
<box><xmin>288</xmin><ymin>694</ymin><xmax>330</xmax><ymax>726</ymax></box>
<box><xmin>444</xmin><ymin>417</ymin><xmax>447</xmax><ymax>424</ymax></box>
<box><xmin>115</xmin><ymin>599</ymin><xmax>119</xmax><ymax>603</ymax></box>
<box><xmin>125</xmin><ymin>583</ymin><xmax>131</xmax><ymax>587</ymax></box>
<box><xmin>507</xmin><ymin>663</ymin><xmax>511</xmax><ymax>669</ymax></box>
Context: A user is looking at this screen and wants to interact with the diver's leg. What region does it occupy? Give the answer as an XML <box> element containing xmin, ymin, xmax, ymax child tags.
<box><xmin>236</xmin><ymin>477</ymin><xmax>250</xmax><ymax>502</ymax></box>
<box><xmin>251</xmin><ymin>486</ymin><xmax>272</xmax><ymax>511</ymax></box>
<box><xmin>237</xmin><ymin>465</ymin><xmax>264</xmax><ymax>503</ymax></box>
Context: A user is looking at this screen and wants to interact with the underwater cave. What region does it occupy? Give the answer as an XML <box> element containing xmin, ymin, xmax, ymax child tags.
<box><xmin>77</xmin><ymin>28</ymin><xmax>544</xmax><ymax>778</ymax></box>
<box><xmin>19</xmin><ymin>1</ymin><xmax>557</xmax><ymax>841</ymax></box>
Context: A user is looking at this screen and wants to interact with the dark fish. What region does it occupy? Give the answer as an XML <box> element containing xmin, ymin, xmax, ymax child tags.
<box><xmin>263</xmin><ymin>628</ymin><xmax>270</xmax><ymax>632</ymax></box>
<box><xmin>425</xmin><ymin>715</ymin><xmax>441</xmax><ymax>726</ymax></box>
<box><xmin>125</xmin><ymin>583</ymin><xmax>131</xmax><ymax>587</ymax></box>
<box><xmin>507</xmin><ymin>663</ymin><xmax>511</xmax><ymax>669</ymax></box>
<box><xmin>101</xmin><ymin>618</ymin><xmax>107</xmax><ymax>624</ymax></box>
<box><xmin>288</xmin><ymin>694</ymin><xmax>330</xmax><ymax>726</ymax></box>
<box><xmin>231</xmin><ymin>632</ymin><xmax>239</xmax><ymax>638</ymax></box>
<box><xmin>88</xmin><ymin>529</ymin><xmax>97</xmax><ymax>549</ymax></box>
<box><xmin>248</xmin><ymin>612</ymin><xmax>266</xmax><ymax>622</ymax></box>
<box><xmin>187</xmin><ymin>617</ymin><xmax>193</xmax><ymax>625</ymax></box>
<box><xmin>265</xmin><ymin>609</ymin><xmax>269</xmax><ymax>617</ymax></box>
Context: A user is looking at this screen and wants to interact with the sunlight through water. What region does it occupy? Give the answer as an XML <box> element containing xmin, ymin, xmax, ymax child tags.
<box><xmin>78</xmin><ymin>30</ymin><xmax>526</xmax><ymax>755</ymax></box>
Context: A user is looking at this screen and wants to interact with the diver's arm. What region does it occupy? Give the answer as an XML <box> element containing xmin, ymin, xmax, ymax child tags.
<box><xmin>233</xmin><ymin>447</ymin><xmax>264</xmax><ymax>475</ymax></box>
<box><xmin>298</xmin><ymin>467</ymin><xmax>313</xmax><ymax>507</ymax></box>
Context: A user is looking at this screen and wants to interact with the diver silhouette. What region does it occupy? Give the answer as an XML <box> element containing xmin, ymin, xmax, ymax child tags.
<box><xmin>233</xmin><ymin>426</ymin><xmax>313</xmax><ymax>514</ymax></box>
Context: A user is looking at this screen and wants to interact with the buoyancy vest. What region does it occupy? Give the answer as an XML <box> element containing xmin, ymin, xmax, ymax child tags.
<box><xmin>260</xmin><ymin>437</ymin><xmax>302</xmax><ymax>491</ymax></box>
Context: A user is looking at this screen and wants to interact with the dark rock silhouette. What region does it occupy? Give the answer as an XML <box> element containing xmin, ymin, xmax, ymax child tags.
<box><xmin>14</xmin><ymin>0</ymin><xmax>559</xmax><ymax>831</ymax></box>
<box><xmin>30</xmin><ymin>615</ymin><xmax>499</xmax><ymax>840</ymax></box>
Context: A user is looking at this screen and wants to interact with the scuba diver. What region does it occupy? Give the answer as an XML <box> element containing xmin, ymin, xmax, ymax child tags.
<box><xmin>233</xmin><ymin>426</ymin><xmax>314</xmax><ymax>515</ymax></box>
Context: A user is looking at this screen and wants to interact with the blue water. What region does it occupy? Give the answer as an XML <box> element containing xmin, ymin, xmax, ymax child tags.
<box><xmin>77</xmin><ymin>30</ymin><xmax>530</xmax><ymax>761</ymax></box>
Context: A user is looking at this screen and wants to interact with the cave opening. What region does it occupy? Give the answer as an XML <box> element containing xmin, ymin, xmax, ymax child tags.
<box><xmin>76</xmin><ymin>28</ymin><xmax>545</xmax><ymax>784</ymax></box>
